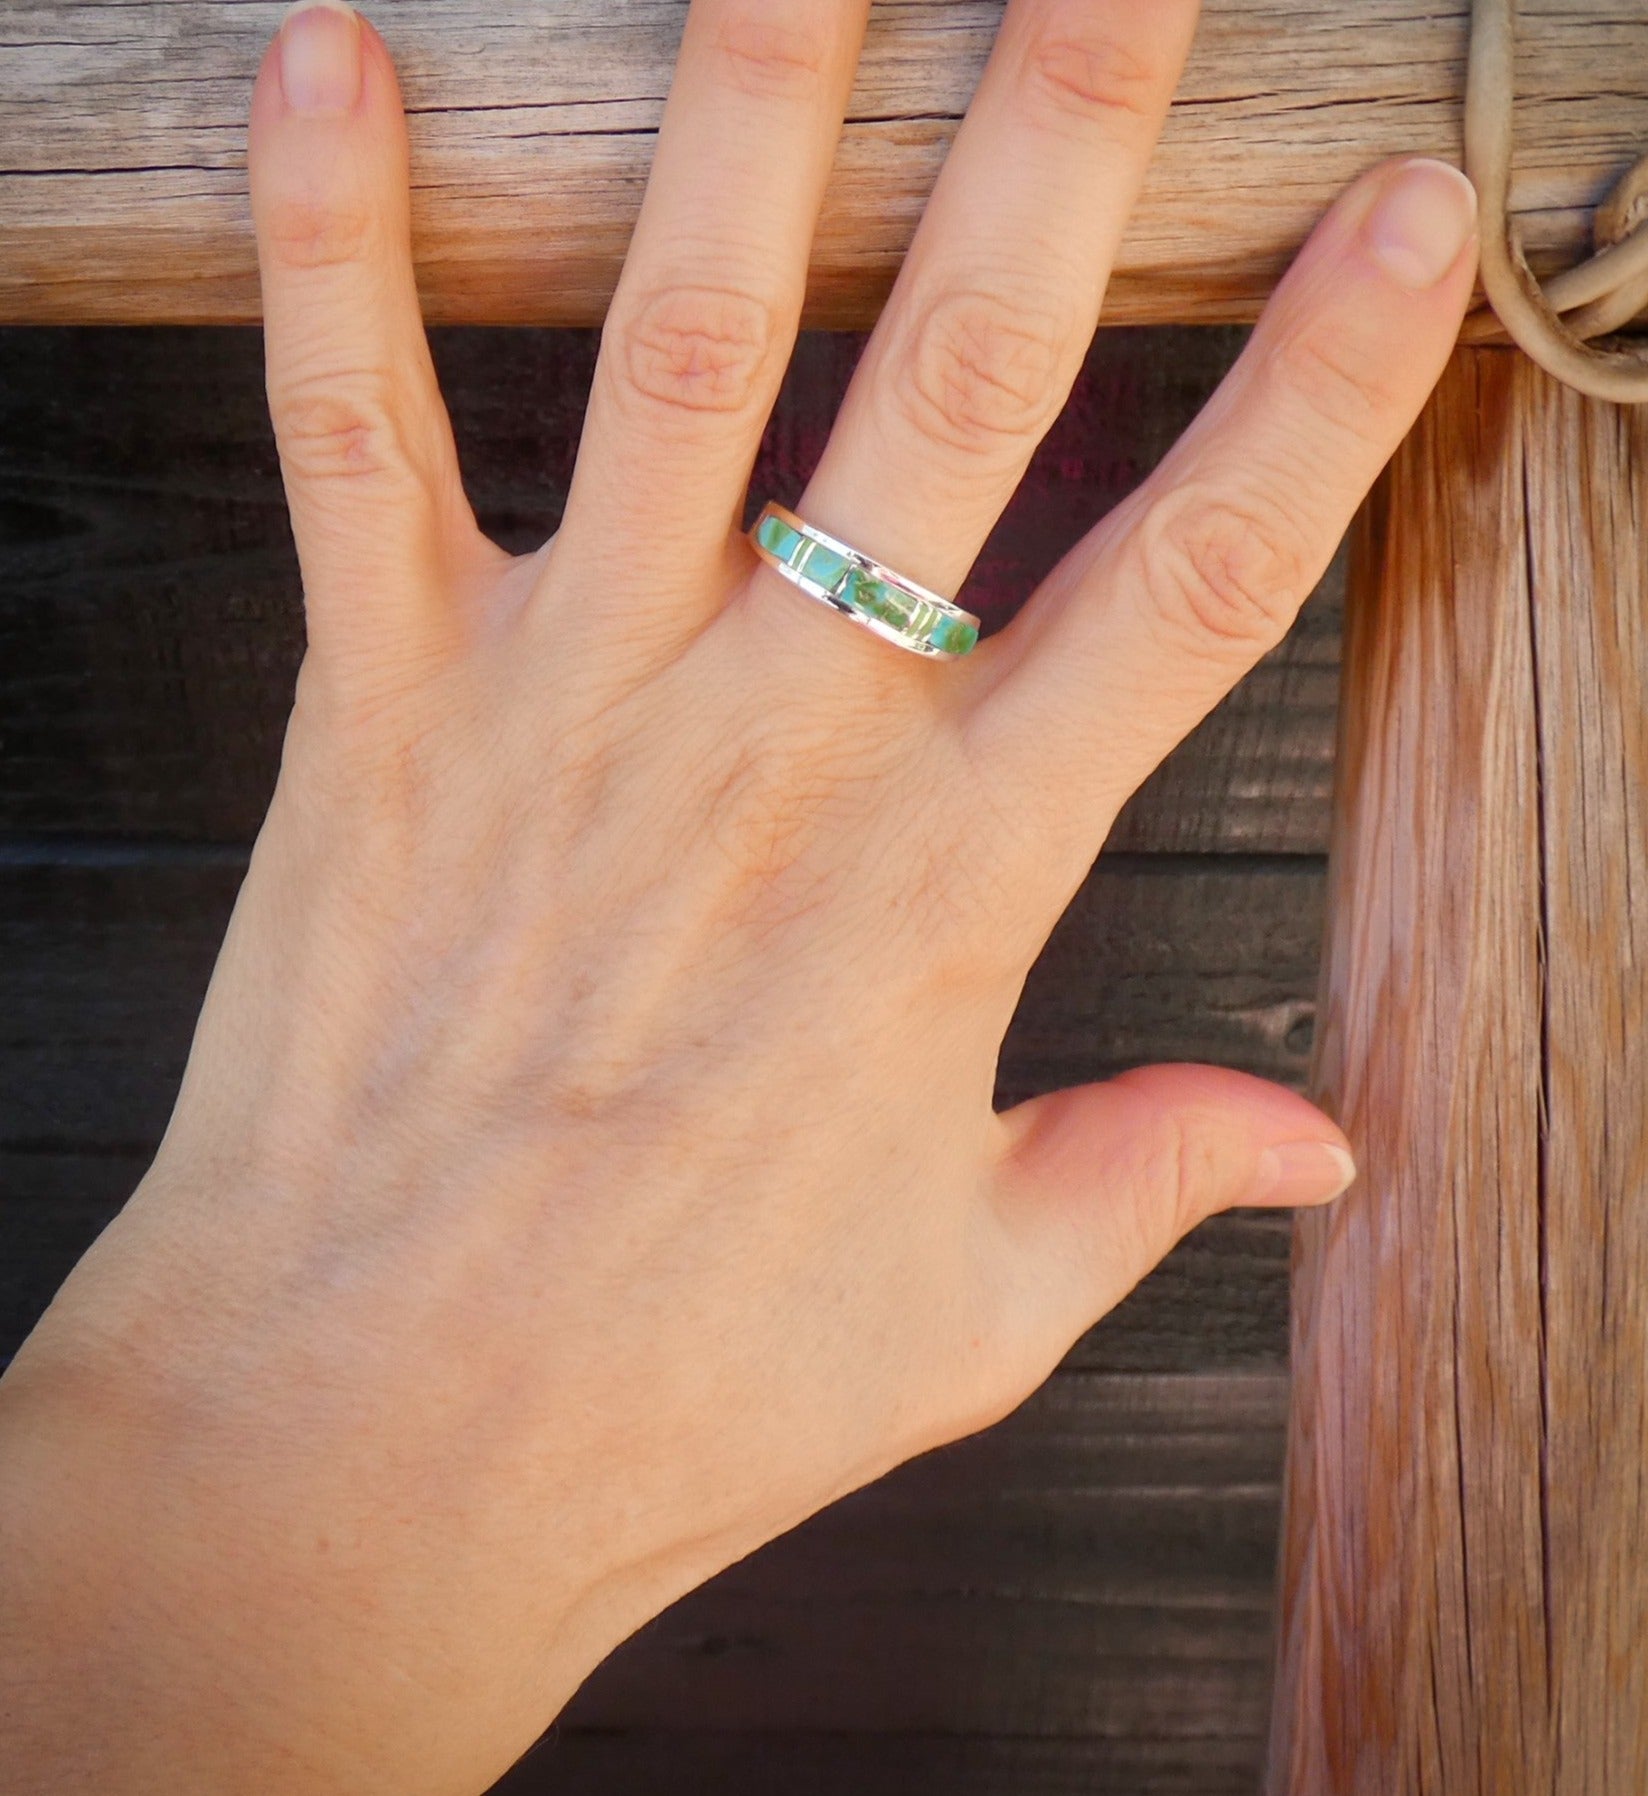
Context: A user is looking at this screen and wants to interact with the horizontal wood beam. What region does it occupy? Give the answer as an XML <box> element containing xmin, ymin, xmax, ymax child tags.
<box><xmin>3</xmin><ymin>0</ymin><xmax>1645</xmax><ymax>326</ymax></box>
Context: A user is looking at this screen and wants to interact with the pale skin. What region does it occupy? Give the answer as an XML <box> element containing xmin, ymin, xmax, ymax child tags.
<box><xmin>0</xmin><ymin>1</ymin><xmax>1479</xmax><ymax>1790</ymax></box>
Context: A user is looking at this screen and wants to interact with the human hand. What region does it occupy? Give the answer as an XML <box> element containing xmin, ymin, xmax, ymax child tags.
<box><xmin>0</xmin><ymin>1</ymin><xmax>1478</xmax><ymax>1790</ymax></box>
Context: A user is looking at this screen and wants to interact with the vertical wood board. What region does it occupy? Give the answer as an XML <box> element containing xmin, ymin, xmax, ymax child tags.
<box><xmin>1268</xmin><ymin>347</ymin><xmax>1648</xmax><ymax>1792</ymax></box>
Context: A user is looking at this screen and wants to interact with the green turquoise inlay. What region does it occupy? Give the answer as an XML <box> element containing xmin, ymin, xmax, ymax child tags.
<box><xmin>753</xmin><ymin>507</ymin><xmax>978</xmax><ymax>657</ymax></box>
<box><xmin>755</xmin><ymin>513</ymin><xmax>804</xmax><ymax>563</ymax></box>
<box><xmin>799</xmin><ymin>542</ymin><xmax>850</xmax><ymax>589</ymax></box>
<box><xmin>929</xmin><ymin>613</ymin><xmax>979</xmax><ymax>656</ymax></box>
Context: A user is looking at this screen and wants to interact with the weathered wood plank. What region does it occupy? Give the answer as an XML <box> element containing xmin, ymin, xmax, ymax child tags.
<box><xmin>0</xmin><ymin>324</ymin><xmax>1339</xmax><ymax>853</ymax></box>
<box><xmin>999</xmin><ymin>854</ymin><xmax>1323</xmax><ymax>1108</ymax></box>
<box><xmin>0</xmin><ymin>854</ymin><xmax>1324</xmax><ymax>1156</ymax></box>
<box><xmin>1268</xmin><ymin>349</ymin><xmax>1648</xmax><ymax>1791</ymax></box>
<box><xmin>0</xmin><ymin>854</ymin><xmax>1323</xmax><ymax>1363</ymax></box>
<box><xmin>557</xmin><ymin>1372</ymin><xmax>1286</xmax><ymax>1741</ymax></box>
<box><xmin>492</xmin><ymin>1733</ymin><xmax>1268</xmax><ymax>1796</ymax></box>
<box><xmin>3</xmin><ymin>1</ymin><xmax>1640</xmax><ymax>326</ymax></box>
<box><xmin>0</xmin><ymin>1149</ymin><xmax>1295</xmax><ymax>1374</ymax></box>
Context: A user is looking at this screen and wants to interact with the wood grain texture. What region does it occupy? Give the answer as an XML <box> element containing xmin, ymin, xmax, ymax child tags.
<box><xmin>0</xmin><ymin>853</ymin><xmax>1323</xmax><ymax>1158</ymax></box>
<box><xmin>1267</xmin><ymin>348</ymin><xmax>1648</xmax><ymax>1791</ymax></box>
<box><xmin>537</xmin><ymin>1372</ymin><xmax>1287</xmax><ymax>1777</ymax></box>
<box><xmin>5</xmin><ymin>1</ymin><xmax>1646</xmax><ymax>326</ymax></box>
<box><xmin>0</xmin><ymin>324</ymin><xmax>1339</xmax><ymax>853</ymax></box>
<box><xmin>0</xmin><ymin>852</ymin><xmax>1323</xmax><ymax>1367</ymax></box>
<box><xmin>491</xmin><ymin>1733</ymin><xmax>1271</xmax><ymax>1796</ymax></box>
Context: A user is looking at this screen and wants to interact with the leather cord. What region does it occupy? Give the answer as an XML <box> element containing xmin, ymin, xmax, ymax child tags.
<box><xmin>1462</xmin><ymin>0</ymin><xmax>1648</xmax><ymax>399</ymax></box>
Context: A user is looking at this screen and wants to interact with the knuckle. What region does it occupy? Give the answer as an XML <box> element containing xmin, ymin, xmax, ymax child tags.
<box><xmin>710</xmin><ymin>13</ymin><xmax>830</xmax><ymax>101</ymax></box>
<box><xmin>1135</xmin><ymin>479</ymin><xmax>1311</xmax><ymax>655</ymax></box>
<box><xmin>608</xmin><ymin>280</ymin><xmax>783</xmax><ymax>423</ymax></box>
<box><xmin>272</xmin><ymin>369</ymin><xmax>418</xmax><ymax>488</ymax></box>
<box><xmin>1121</xmin><ymin>1100</ymin><xmax>1224</xmax><ymax>1262</ymax></box>
<box><xmin>263</xmin><ymin>189</ymin><xmax>377</xmax><ymax>273</ymax></box>
<box><xmin>1023</xmin><ymin>16</ymin><xmax>1166</xmax><ymax>128</ymax></box>
<box><xmin>1279</xmin><ymin>322</ymin><xmax>1404</xmax><ymax>441</ymax></box>
<box><xmin>706</xmin><ymin>740</ymin><xmax>814</xmax><ymax>893</ymax></box>
<box><xmin>894</xmin><ymin>284</ymin><xmax>1072</xmax><ymax>458</ymax></box>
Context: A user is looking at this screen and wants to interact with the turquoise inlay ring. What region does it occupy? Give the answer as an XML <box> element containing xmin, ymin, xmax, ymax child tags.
<box><xmin>748</xmin><ymin>502</ymin><xmax>981</xmax><ymax>661</ymax></box>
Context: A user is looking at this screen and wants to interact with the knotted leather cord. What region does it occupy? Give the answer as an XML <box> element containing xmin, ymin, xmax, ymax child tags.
<box><xmin>1464</xmin><ymin>0</ymin><xmax>1648</xmax><ymax>400</ymax></box>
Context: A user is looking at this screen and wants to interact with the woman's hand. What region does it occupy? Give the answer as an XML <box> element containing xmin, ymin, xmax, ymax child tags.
<box><xmin>0</xmin><ymin>1</ymin><xmax>1477</xmax><ymax>1790</ymax></box>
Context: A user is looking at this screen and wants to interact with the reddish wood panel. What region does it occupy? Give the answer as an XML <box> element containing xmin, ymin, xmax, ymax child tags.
<box><xmin>1268</xmin><ymin>348</ymin><xmax>1648</xmax><ymax>1792</ymax></box>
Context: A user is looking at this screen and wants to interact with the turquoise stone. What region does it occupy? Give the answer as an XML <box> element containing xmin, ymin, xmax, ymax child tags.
<box><xmin>837</xmin><ymin>565</ymin><xmax>977</xmax><ymax>656</ymax></box>
<box><xmin>929</xmin><ymin>613</ymin><xmax>979</xmax><ymax>657</ymax></box>
<box><xmin>842</xmin><ymin>568</ymin><xmax>902</xmax><ymax>625</ymax></box>
<box><xmin>755</xmin><ymin>513</ymin><xmax>804</xmax><ymax>564</ymax></box>
<box><xmin>799</xmin><ymin>542</ymin><xmax>850</xmax><ymax>590</ymax></box>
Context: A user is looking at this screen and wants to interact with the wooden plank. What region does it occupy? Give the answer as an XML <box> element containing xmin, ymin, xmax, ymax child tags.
<box><xmin>492</xmin><ymin>1733</ymin><xmax>1269</xmax><ymax>1796</ymax></box>
<box><xmin>1001</xmin><ymin>855</ymin><xmax>1324</xmax><ymax>1109</ymax></box>
<box><xmin>0</xmin><ymin>1148</ymin><xmax>1295</xmax><ymax>1375</ymax></box>
<box><xmin>3</xmin><ymin>1</ymin><xmax>1641</xmax><ymax>327</ymax></box>
<box><xmin>0</xmin><ymin>853</ymin><xmax>1324</xmax><ymax>1155</ymax></box>
<box><xmin>557</xmin><ymin>1372</ymin><xmax>1286</xmax><ymax>1740</ymax></box>
<box><xmin>1267</xmin><ymin>349</ymin><xmax>1648</xmax><ymax>1790</ymax></box>
<box><xmin>0</xmin><ymin>1153</ymin><xmax>138</xmax><ymax>1367</ymax></box>
<box><xmin>0</xmin><ymin>324</ymin><xmax>1338</xmax><ymax>853</ymax></box>
<box><xmin>0</xmin><ymin>854</ymin><xmax>1323</xmax><ymax>1364</ymax></box>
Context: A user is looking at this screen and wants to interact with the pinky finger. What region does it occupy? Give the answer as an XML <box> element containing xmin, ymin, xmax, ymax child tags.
<box><xmin>961</xmin><ymin>155</ymin><xmax>1479</xmax><ymax>852</ymax></box>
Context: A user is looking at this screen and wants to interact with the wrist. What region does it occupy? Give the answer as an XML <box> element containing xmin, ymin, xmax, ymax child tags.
<box><xmin>0</xmin><ymin>1185</ymin><xmax>673</xmax><ymax>1795</ymax></box>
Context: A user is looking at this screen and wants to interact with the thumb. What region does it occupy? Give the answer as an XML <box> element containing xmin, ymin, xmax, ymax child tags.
<box><xmin>987</xmin><ymin>1063</ymin><xmax>1355</xmax><ymax>1365</ymax></box>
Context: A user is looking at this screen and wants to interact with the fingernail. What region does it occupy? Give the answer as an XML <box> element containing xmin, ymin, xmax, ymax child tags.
<box><xmin>1362</xmin><ymin>157</ymin><xmax>1478</xmax><ymax>290</ymax></box>
<box><xmin>1253</xmin><ymin>1141</ymin><xmax>1357</xmax><ymax>1207</ymax></box>
<box><xmin>279</xmin><ymin>0</ymin><xmax>362</xmax><ymax>116</ymax></box>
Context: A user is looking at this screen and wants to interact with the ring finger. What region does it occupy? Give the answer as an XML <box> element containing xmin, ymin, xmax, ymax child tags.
<box><xmin>737</xmin><ymin>0</ymin><xmax>1200</xmax><ymax>671</ymax></box>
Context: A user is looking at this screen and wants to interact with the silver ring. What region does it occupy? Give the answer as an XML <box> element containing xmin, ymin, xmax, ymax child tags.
<box><xmin>748</xmin><ymin>502</ymin><xmax>981</xmax><ymax>660</ymax></box>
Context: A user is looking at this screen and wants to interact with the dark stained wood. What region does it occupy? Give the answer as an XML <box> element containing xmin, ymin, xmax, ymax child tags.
<box><xmin>545</xmin><ymin>1373</ymin><xmax>1286</xmax><ymax>1759</ymax></box>
<box><xmin>0</xmin><ymin>853</ymin><xmax>1323</xmax><ymax>1157</ymax></box>
<box><xmin>1000</xmin><ymin>855</ymin><xmax>1324</xmax><ymax>1110</ymax></box>
<box><xmin>495</xmin><ymin>1733</ymin><xmax>1269</xmax><ymax>1796</ymax></box>
<box><xmin>2</xmin><ymin>1</ymin><xmax>1640</xmax><ymax>327</ymax></box>
<box><xmin>1267</xmin><ymin>349</ymin><xmax>1648</xmax><ymax>1791</ymax></box>
<box><xmin>0</xmin><ymin>316</ymin><xmax>1339</xmax><ymax>1794</ymax></box>
<box><xmin>0</xmin><ymin>853</ymin><xmax>1323</xmax><ymax>1366</ymax></box>
<box><xmin>0</xmin><ymin>325</ymin><xmax>1339</xmax><ymax>854</ymax></box>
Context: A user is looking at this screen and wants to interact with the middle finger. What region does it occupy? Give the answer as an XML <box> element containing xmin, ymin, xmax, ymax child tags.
<box><xmin>547</xmin><ymin>1</ymin><xmax>870</xmax><ymax>649</ymax></box>
<box><xmin>748</xmin><ymin>0</ymin><xmax>1199</xmax><ymax>657</ymax></box>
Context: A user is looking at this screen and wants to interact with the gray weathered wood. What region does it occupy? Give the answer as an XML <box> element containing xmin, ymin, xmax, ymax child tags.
<box><xmin>4</xmin><ymin>1</ymin><xmax>1644</xmax><ymax>326</ymax></box>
